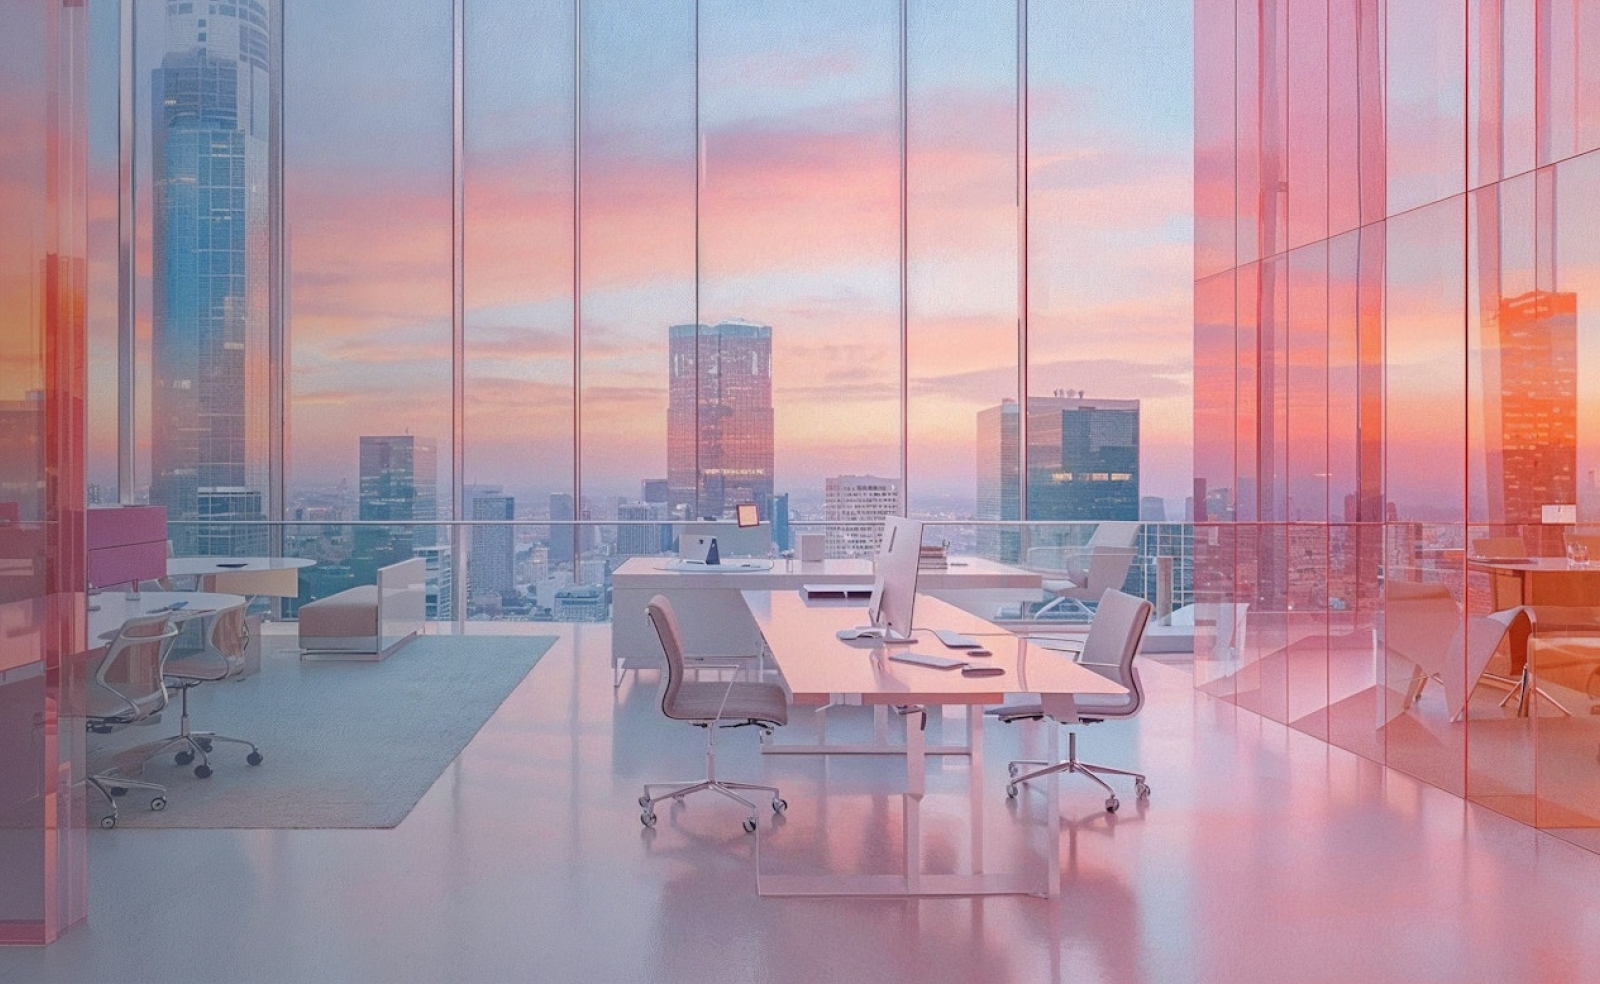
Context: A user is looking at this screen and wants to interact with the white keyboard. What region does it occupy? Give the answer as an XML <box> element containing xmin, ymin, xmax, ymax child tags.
<box><xmin>888</xmin><ymin>652</ymin><xmax>967</xmax><ymax>670</ymax></box>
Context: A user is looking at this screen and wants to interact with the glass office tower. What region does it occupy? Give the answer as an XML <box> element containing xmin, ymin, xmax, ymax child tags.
<box><xmin>977</xmin><ymin>396</ymin><xmax>1141</xmax><ymax>562</ymax></box>
<box><xmin>667</xmin><ymin>320</ymin><xmax>775</xmax><ymax>522</ymax></box>
<box><xmin>1195</xmin><ymin>0</ymin><xmax>1600</xmax><ymax>836</ymax></box>
<box><xmin>149</xmin><ymin>0</ymin><xmax>276</xmax><ymax>556</ymax></box>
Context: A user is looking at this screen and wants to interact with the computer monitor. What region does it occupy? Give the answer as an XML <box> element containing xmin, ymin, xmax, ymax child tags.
<box><xmin>866</xmin><ymin>516</ymin><xmax>923</xmax><ymax>644</ymax></box>
<box><xmin>735</xmin><ymin>503</ymin><xmax>759</xmax><ymax>528</ymax></box>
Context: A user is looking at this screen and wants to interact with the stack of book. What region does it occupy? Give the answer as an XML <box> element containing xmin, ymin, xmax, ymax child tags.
<box><xmin>918</xmin><ymin>544</ymin><xmax>949</xmax><ymax>570</ymax></box>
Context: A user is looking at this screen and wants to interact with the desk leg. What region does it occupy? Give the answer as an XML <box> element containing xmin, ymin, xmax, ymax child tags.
<box><xmin>904</xmin><ymin>713</ymin><xmax>924</xmax><ymax>896</ymax></box>
<box><xmin>967</xmin><ymin>707</ymin><xmax>984</xmax><ymax>879</ymax></box>
<box><xmin>1044</xmin><ymin>722</ymin><xmax>1061</xmax><ymax>898</ymax></box>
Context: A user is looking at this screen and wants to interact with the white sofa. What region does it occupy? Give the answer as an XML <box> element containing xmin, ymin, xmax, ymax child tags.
<box><xmin>298</xmin><ymin>558</ymin><xmax>425</xmax><ymax>661</ymax></box>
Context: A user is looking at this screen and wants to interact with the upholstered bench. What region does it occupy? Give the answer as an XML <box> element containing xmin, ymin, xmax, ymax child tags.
<box><xmin>298</xmin><ymin>558</ymin><xmax>425</xmax><ymax>661</ymax></box>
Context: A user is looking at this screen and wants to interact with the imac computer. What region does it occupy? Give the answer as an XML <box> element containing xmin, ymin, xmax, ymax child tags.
<box><xmin>855</xmin><ymin>515</ymin><xmax>922</xmax><ymax>644</ymax></box>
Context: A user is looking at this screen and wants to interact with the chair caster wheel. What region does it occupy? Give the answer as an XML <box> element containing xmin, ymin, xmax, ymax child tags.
<box><xmin>1135</xmin><ymin>781</ymin><xmax>1151</xmax><ymax>800</ymax></box>
<box><xmin>110</xmin><ymin>786</ymin><xmax>128</xmax><ymax>798</ymax></box>
<box><xmin>641</xmin><ymin>810</ymin><xmax>657</xmax><ymax>828</ymax></box>
<box><xmin>1006</xmin><ymin>784</ymin><xmax>1019</xmax><ymax>800</ymax></box>
<box><xmin>247</xmin><ymin>752</ymin><xmax>264</xmax><ymax>766</ymax></box>
<box><xmin>1105</xmin><ymin>797</ymin><xmax>1120</xmax><ymax>813</ymax></box>
<box><xmin>771</xmin><ymin>797</ymin><xmax>787</xmax><ymax>815</ymax></box>
<box><xmin>175</xmin><ymin>750</ymin><xmax>194</xmax><ymax>766</ymax></box>
<box><xmin>638</xmin><ymin>795</ymin><xmax>651</xmax><ymax>809</ymax></box>
<box><xmin>197</xmin><ymin>738</ymin><xmax>213</xmax><ymax>753</ymax></box>
<box><xmin>194</xmin><ymin>764</ymin><xmax>213</xmax><ymax>779</ymax></box>
<box><xmin>100</xmin><ymin>815</ymin><xmax>117</xmax><ymax>829</ymax></box>
<box><xmin>743</xmin><ymin>818</ymin><xmax>758</xmax><ymax>834</ymax></box>
<box><xmin>150</xmin><ymin>796</ymin><xmax>167</xmax><ymax>812</ymax></box>
<box><xmin>1008</xmin><ymin>763</ymin><xmax>1021</xmax><ymax>779</ymax></box>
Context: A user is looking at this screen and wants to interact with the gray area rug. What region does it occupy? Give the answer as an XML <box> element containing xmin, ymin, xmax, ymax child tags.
<box><xmin>91</xmin><ymin>633</ymin><xmax>554</xmax><ymax>829</ymax></box>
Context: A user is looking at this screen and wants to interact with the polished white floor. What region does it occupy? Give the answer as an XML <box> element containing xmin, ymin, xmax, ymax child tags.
<box><xmin>7</xmin><ymin>623</ymin><xmax>1600</xmax><ymax>983</ymax></box>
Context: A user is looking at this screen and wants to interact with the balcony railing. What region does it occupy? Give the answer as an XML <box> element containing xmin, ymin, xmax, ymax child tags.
<box><xmin>155</xmin><ymin>518</ymin><xmax>1196</xmax><ymax>642</ymax></box>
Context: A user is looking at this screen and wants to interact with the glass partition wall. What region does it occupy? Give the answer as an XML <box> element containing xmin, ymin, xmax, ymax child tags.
<box><xmin>86</xmin><ymin>0</ymin><xmax>1195</xmax><ymax>629</ymax></box>
<box><xmin>1197</xmin><ymin>0</ymin><xmax>1600</xmax><ymax>843</ymax></box>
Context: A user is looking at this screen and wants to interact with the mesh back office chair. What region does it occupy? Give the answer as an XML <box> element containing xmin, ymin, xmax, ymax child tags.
<box><xmin>639</xmin><ymin>595</ymin><xmax>788</xmax><ymax>833</ymax></box>
<box><xmin>147</xmin><ymin>600</ymin><xmax>264</xmax><ymax>778</ymax></box>
<box><xmin>990</xmin><ymin>589</ymin><xmax>1152</xmax><ymax>813</ymax></box>
<box><xmin>86</xmin><ymin>612</ymin><xmax>179</xmax><ymax>828</ymax></box>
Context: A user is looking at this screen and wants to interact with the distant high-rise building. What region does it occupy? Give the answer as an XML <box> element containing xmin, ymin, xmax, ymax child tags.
<box><xmin>977</xmin><ymin>396</ymin><xmax>1141</xmax><ymax>561</ymax></box>
<box><xmin>667</xmin><ymin>320</ymin><xmax>775</xmax><ymax>522</ymax></box>
<box><xmin>1140</xmin><ymin>496</ymin><xmax>1168</xmax><ymax>522</ymax></box>
<box><xmin>415</xmin><ymin>544</ymin><xmax>453</xmax><ymax>620</ymax></box>
<box><xmin>0</xmin><ymin>396</ymin><xmax>44</xmax><ymax>521</ymax></box>
<box><xmin>467</xmin><ymin>489</ymin><xmax>515</xmax><ymax>605</ymax></box>
<box><xmin>149</xmin><ymin>1</ymin><xmax>278</xmax><ymax>556</ymax></box>
<box><xmin>824</xmin><ymin>475</ymin><xmax>900</xmax><ymax>559</ymax></box>
<box><xmin>355</xmin><ymin>436</ymin><xmax>438</xmax><ymax>579</ymax></box>
<box><xmin>641</xmin><ymin>478</ymin><xmax>670</xmax><ymax>505</ymax></box>
<box><xmin>549</xmin><ymin>493</ymin><xmax>575</xmax><ymax>568</ymax></box>
<box><xmin>1485</xmin><ymin>290</ymin><xmax>1578</xmax><ymax>535</ymax></box>
<box><xmin>771</xmin><ymin>491</ymin><xmax>791</xmax><ymax>552</ymax></box>
<box><xmin>616</xmin><ymin>501</ymin><xmax>666</xmax><ymax>558</ymax></box>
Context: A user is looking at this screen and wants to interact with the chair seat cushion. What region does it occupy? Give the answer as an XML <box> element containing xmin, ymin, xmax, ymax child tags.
<box><xmin>670</xmin><ymin>680</ymin><xmax>789</xmax><ymax>726</ymax></box>
<box><xmin>163</xmin><ymin>651</ymin><xmax>231</xmax><ymax>683</ymax></box>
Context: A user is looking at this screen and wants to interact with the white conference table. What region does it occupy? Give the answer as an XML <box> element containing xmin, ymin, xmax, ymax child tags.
<box><xmin>743</xmin><ymin>590</ymin><xmax>1125</xmax><ymax>898</ymax></box>
<box><xmin>610</xmin><ymin>555</ymin><xmax>1041</xmax><ymax>684</ymax></box>
<box><xmin>166</xmin><ymin>556</ymin><xmax>313</xmax><ymax>598</ymax></box>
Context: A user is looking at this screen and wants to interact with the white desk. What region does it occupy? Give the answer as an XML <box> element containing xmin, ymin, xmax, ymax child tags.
<box><xmin>609</xmin><ymin>555</ymin><xmax>1040</xmax><ymax>684</ymax></box>
<box><xmin>744</xmin><ymin>591</ymin><xmax>1124</xmax><ymax>898</ymax></box>
<box><xmin>88</xmin><ymin>591</ymin><xmax>246</xmax><ymax>643</ymax></box>
<box><xmin>167</xmin><ymin>556</ymin><xmax>313</xmax><ymax>598</ymax></box>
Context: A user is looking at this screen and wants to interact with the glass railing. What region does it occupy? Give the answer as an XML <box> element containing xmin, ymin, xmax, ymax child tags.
<box><xmin>156</xmin><ymin>519</ymin><xmax>1196</xmax><ymax>645</ymax></box>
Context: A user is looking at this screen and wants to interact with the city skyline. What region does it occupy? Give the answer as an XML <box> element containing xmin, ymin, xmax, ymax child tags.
<box><xmin>84</xmin><ymin>1</ymin><xmax>1196</xmax><ymax>513</ymax></box>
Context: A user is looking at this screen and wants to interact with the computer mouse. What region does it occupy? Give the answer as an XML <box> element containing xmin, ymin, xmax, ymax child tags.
<box><xmin>835</xmin><ymin>628</ymin><xmax>861</xmax><ymax>641</ymax></box>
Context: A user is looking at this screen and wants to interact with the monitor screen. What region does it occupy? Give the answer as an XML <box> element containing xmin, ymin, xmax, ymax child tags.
<box><xmin>867</xmin><ymin>516</ymin><xmax>923</xmax><ymax>644</ymax></box>
<box><xmin>735</xmin><ymin>503</ymin><xmax>759</xmax><ymax>528</ymax></box>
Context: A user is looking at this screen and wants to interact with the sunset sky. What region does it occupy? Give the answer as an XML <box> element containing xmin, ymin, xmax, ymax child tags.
<box><xmin>81</xmin><ymin>0</ymin><xmax>1196</xmax><ymax>513</ymax></box>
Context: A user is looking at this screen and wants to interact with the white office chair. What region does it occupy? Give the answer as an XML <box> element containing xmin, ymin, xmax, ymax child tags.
<box><xmin>146</xmin><ymin>600</ymin><xmax>264</xmax><ymax>778</ymax></box>
<box><xmin>85</xmin><ymin>612</ymin><xmax>180</xmax><ymax>828</ymax></box>
<box><xmin>990</xmin><ymin>588</ymin><xmax>1152</xmax><ymax>813</ymax></box>
<box><xmin>1027</xmin><ymin>522</ymin><xmax>1140</xmax><ymax>618</ymax></box>
<box><xmin>638</xmin><ymin>595</ymin><xmax>788</xmax><ymax>833</ymax></box>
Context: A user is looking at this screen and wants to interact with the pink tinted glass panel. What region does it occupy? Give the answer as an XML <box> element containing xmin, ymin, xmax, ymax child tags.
<box><xmin>1195</xmin><ymin>0</ymin><xmax>1236</xmax><ymax>279</ymax></box>
<box><xmin>1386</xmin><ymin>0</ymin><xmax>1468</xmax><ymax>214</ymax></box>
<box><xmin>1236</xmin><ymin>0</ymin><xmax>1263</xmax><ymax>266</ymax></box>
<box><xmin>1287</xmin><ymin>0</ymin><xmax>1329</xmax><ymax>249</ymax></box>
<box><xmin>1287</xmin><ymin>243</ymin><xmax>1330</xmax><ymax>523</ymax></box>
<box><xmin>1195</xmin><ymin>271</ymin><xmax>1237</xmax><ymax>516</ymax></box>
<box><xmin>0</xmin><ymin>0</ymin><xmax>87</xmax><ymax>945</ymax></box>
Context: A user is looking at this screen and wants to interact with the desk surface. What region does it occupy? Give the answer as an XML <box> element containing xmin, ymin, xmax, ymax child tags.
<box><xmin>167</xmin><ymin>556</ymin><xmax>314</xmax><ymax>576</ymax></box>
<box><xmin>744</xmin><ymin>590</ymin><xmax>1124</xmax><ymax>706</ymax></box>
<box><xmin>88</xmin><ymin>590</ymin><xmax>246</xmax><ymax>641</ymax></box>
<box><xmin>614</xmin><ymin>554</ymin><xmax>1039</xmax><ymax>588</ymax></box>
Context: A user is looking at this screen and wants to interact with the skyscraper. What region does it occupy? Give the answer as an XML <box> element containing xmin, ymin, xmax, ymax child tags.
<box><xmin>977</xmin><ymin>396</ymin><xmax>1141</xmax><ymax>561</ymax></box>
<box><xmin>355</xmin><ymin>435</ymin><xmax>437</xmax><ymax>580</ymax></box>
<box><xmin>149</xmin><ymin>0</ymin><xmax>277</xmax><ymax>556</ymax></box>
<box><xmin>667</xmin><ymin>320</ymin><xmax>775</xmax><ymax>522</ymax></box>
<box><xmin>1485</xmin><ymin>290</ymin><xmax>1578</xmax><ymax>536</ymax></box>
<box><xmin>824</xmin><ymin>475</ymin><xmax>900</xmax><ymax>559</ymax></box>
<box><xmin>467</xmin><ymin>490</ymin><xmax>515</xmax><ymax>610</ymax></box>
